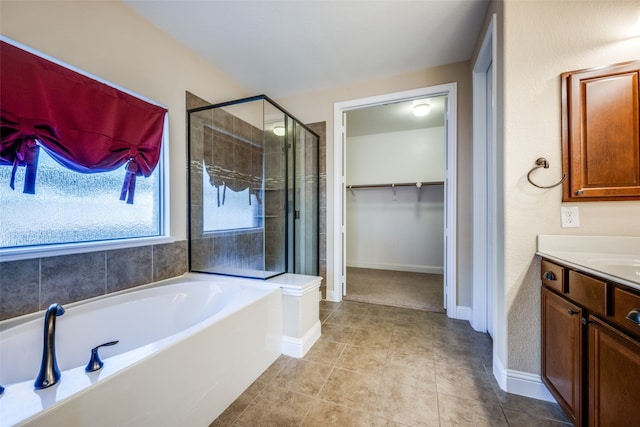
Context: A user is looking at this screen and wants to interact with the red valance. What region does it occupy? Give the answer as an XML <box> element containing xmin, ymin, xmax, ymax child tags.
<box><xmin>0</xmin><ymin>40</ymin><xmax>167</xmax><ymax>203</ymax></box>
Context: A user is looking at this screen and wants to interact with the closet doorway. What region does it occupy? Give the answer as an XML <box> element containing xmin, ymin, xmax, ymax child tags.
<box><xmin>332</xmin><ymin>84</ymin><xmax>458</xmax><ymax>318</ymax></box>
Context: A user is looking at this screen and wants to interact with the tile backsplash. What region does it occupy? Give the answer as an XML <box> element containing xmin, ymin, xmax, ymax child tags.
<box><xmin>0</xmin><ymin>240</ymin><xmax>187</xmax><ymax>321</ymax></box>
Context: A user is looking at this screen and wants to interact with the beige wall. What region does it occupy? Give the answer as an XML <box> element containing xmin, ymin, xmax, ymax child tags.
<box><xmin>501</xmin><ymin>0</ymin><xmax>640</xmax><ymax>374</ymax></box>
<box><xmin>0</xmin><ymin>0</ymin><xmax>250</xmax><ymax>242</ymax></box>
<box><xmin>278</xmin><ymin>61</ymin><xmax>474</xmax><ymax>308</ymax></box>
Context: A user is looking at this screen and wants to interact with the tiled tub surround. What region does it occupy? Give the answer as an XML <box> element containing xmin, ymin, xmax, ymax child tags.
<box><xmin>536</xmin><ymin>235</ymin><xmax>640</xmax><ymax>289</ymax></box>
<box><xmin>0</xmin><ymin>240</ymin><xmax>187</xmax><ymax>321</ymax></box>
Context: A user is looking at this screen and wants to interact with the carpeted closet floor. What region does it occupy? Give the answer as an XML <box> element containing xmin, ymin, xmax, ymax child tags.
<box><xmin>344</xmin><ymin>267</ymin><xmax>445</xmax><ymax>313</ymax></box>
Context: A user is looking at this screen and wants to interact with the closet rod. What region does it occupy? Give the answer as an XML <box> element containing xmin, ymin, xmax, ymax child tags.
<box><xmin>347</xmin><ymin>181</ymin><xmax>444</xmax><ymax>189</ymax></box>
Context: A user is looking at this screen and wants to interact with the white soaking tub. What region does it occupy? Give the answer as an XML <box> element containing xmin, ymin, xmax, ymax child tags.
<box><xmin>0</xmin><ymin>273</ymin><xmax>283</xmax><ymax>426</ymax></box>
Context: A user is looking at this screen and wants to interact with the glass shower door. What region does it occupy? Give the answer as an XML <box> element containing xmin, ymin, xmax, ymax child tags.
<box><xmin>292</xmin><ymin>123</ymin><xmax>319</xmax><ymax>276</ymax></box>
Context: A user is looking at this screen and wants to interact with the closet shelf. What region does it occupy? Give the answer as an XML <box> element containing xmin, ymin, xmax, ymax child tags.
<box><xmin>347</xmin><ymin>181</ymin><xmax>444</xmax><ymax>189</ymax></box>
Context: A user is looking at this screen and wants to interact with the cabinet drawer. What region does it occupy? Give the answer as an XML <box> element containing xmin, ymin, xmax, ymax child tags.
<box><xmin>541</xmin><ymin>260</ymin><xmax>565</xmax><ymax>293</ymax></box>
<box><xmin>567</xmin><ymin>270</ymin><xmax>609</xmax><ymax>315</ymax></box>
<box><xmin>614</xmin><ymin>287</ymin><xmax>640</xmax><ymax>337</ymax></box>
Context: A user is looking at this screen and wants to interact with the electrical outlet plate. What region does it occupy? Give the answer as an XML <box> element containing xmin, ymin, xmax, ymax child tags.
<box><xmin>561</xmin><ymin>206</ymin><xmax>580</xmax><ymax>228</ymax></box>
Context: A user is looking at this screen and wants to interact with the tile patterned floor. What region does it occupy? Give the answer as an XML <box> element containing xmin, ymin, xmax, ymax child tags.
<box><xmin>211</xmin><ymin>300</ymin><xmax>571</xmax><ymax>426</ymax></box>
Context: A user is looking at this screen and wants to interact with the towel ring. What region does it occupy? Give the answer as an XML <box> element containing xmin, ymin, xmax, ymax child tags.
<box><xmin>527</xmin><ymin>157</ymin><xmax>567</xmax><ymax>189</ymax></box>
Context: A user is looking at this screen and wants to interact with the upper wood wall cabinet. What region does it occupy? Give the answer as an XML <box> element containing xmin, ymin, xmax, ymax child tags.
<box><xmin>561</xmin><ymin>60</ymin><xmax>640</xmax><ymax>201</ymax></box>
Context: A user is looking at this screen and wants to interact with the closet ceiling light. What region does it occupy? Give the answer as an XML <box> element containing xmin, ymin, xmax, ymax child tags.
<box><xmin>273</xmin><ymin>125</ymin><xmax>285</xmax><ymax>136</ymax></box>
<box><xmin>413</xmin><ymin>103</ymin><xmax>431</xmax><ymax>117</ymax></box>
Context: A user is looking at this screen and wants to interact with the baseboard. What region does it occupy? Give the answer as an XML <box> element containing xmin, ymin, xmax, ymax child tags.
<box><xmin>492</xmin><ymin>355</ymin><xmax>556</xmax><ymax>402</ymax></box>
<box><xmin>506</xmin><ymin>369</ymin><xmax>556</xmax><ymax>402</ymax></box>
<box><xmin>326</xmin><ymin>288</ymin><xmax>339</xmax><ymax>302</ymax></box>
<box><xmin>346</xmin><ymin>262</ymin><xmax>444</xmax><ymax>275</ymax></box>
<box><xmin>281</xmin><ymin>320</ymin><xmax>321</xmax><ymax>358</ymax></box>
<box><xmin>455</xmin><ymin>305</ymin><xmax>472</xmax><ymax>321</ymax></box>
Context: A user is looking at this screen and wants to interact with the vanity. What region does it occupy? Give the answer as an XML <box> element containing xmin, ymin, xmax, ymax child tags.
<box><xmin>537</xmin><ymin>235</ymin><xmax>640</xmax><ymax>427</ymax></box>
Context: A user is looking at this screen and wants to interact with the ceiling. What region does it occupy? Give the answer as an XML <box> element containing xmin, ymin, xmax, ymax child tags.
<box><xmin>346</xmin><ymin>95</ymin><xmax>447</xmax><ymax>137</ymax></box>
<box><xmin>124</xmin><ymin>0</ymin><xmax>490</xmax><ymax>100</ymax></box>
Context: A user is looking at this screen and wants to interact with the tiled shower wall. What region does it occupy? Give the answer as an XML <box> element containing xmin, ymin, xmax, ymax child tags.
<box><xmin>0</xmin><ymin>240</ymin><xmax>187</xmax><ymax>321</ymax></box>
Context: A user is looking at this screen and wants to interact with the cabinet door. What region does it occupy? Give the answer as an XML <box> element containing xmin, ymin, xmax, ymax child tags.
<box><xmin>541</xmin><ymin>287</ymin><xmax>583</xmax><ymax>426</ymax></box>
<box><xmin>588</xmin><ymin>316</ymin><xmax>640</xmax><ymax>427</ymax></box>
<box><xmin>561</xmin><ymin>60</ymin><xmax>640</xmax><ymax>201</ymax></box>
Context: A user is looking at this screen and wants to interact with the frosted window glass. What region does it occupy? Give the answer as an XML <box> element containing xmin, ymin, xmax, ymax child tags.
<box><xmin>202</xmin><ymin>163</ymin><xmax>260</xmax><ymax>232</ymax></box>
<box><xmin>0</xmin><ymin>148</ymin><xmax>160</xmax><ymax>248</ymax></box>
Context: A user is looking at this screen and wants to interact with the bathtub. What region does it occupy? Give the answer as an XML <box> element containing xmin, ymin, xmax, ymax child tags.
<box><xmin>0</xmin><ymin>273</ymin><xmax>283</xmax><ymax>426</ymax></box>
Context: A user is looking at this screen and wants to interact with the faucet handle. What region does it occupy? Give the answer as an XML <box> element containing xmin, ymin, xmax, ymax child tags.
<box><xmin>85</xmin><ymin>340</ymin><xmax>119</xmax><ymax>372</ymax></box>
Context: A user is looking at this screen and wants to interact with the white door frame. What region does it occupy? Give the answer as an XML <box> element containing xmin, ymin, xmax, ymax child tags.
<box><xmin>332</xmin><ymin>83</ymin><xmax>458</xmax><ymax>318</ymax></box>
<box><xmin>472</xmin><ymin>15</ymin><xmax>497</xmax><ymax>333</ymax></box>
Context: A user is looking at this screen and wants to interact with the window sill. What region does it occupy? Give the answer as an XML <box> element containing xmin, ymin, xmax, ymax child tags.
<box><xmin>0</xmin><ymin>236</ymin><xmax>176</xmax><ymax>263</ymax></box>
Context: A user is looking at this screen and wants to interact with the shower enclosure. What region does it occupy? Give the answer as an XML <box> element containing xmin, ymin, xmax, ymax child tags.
<box><xmin>187</xmin><ymin>95</ymin><xmax>319</xmax><ymax>279</ymax></box>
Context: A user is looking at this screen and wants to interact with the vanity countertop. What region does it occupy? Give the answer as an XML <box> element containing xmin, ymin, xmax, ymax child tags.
<box><xmin>537</xmin><ymin>235</ymin><xmax>640</xmax><ymax>291</ymax></box>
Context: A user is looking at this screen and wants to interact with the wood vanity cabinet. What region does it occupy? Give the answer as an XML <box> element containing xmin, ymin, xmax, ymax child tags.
<box><xmin>587</xmin><ymin>316</ymin><xmax>640</xmax><ymax>426</ymax></box>
<box><xmin>561</xmin><ymin>60</ymin><xmax>640</xmax><ymax>202</ymax></box>
<box><xmin>540</xmin><ymin>259</ymin><xmax>640</xmax><ymax>426</ymax></box>
<box><xmin>541</xmin><ymin>286</ymin><xmax>583</xmax><ymax>426</ymax></box>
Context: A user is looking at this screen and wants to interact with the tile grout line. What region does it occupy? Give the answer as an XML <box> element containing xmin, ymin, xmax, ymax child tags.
<box><xmin>38</xmin><ymin>257</ymin><xmax>42</xmax><ymax>309</ymax></box>
<box><xmin>104</xmin><ymin>250</ymin><xmax>108</xmax><ymax>295</ymax></box>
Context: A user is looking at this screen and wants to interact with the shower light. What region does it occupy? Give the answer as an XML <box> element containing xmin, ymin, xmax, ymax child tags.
<box><xmin>413</xmin><ymin>103</ymin><xmax>431</xmax><ymax>117</ymax></box>
<box><xmin>273</xmin><ymin>125</ymin><xmax>285</xmax><ymax>136</ymax></box>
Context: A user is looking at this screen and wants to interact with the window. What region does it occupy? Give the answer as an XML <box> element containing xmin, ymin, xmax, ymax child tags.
<box><xmin>0</xmin><ymin>37</ymin><xmax>169</xmax><ymax>256</ymax></box>
<box><xmin>0</xmin><ymin>146</ymin><xmax>163</xmax><ymax>248</ymax></box>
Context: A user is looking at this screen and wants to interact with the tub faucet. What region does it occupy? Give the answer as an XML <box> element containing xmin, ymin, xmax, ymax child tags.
<box><xmin>34</xmin><ymin>303</ymin><xmax>65</xmax><ymax>389</ymax></box>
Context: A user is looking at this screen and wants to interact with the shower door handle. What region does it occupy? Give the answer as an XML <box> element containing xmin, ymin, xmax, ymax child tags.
<box><xmin>294</xmin><ymin>210</ymin><xmax>300</xmax><ymax>219</ymax></box>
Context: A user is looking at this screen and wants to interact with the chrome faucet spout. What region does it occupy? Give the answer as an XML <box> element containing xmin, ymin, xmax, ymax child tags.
<box><xmin>34</xmin><ymin>303</ymin><xmax>65</xmax><ymax>389</ymax></box>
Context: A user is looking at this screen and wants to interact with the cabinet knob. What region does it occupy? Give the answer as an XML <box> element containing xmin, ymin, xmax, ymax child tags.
<box><xmin>626</xmin><ymin>309</ymin><xmax>640</xmax><ymax>326</ymax></box>
<box><xmin>567</xmin><ymin>309</ymin><xmax>579</xmax><ymax>316</ymax></box>
<box><xmin>543</xmin><ymin>271</ymin><xmax>556</xmax><ymax>281</ymax></box>
<box><xmin>576</xmin><ymin>189</ymin><xmax>584</xmax><ymax>195</ymax></box>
